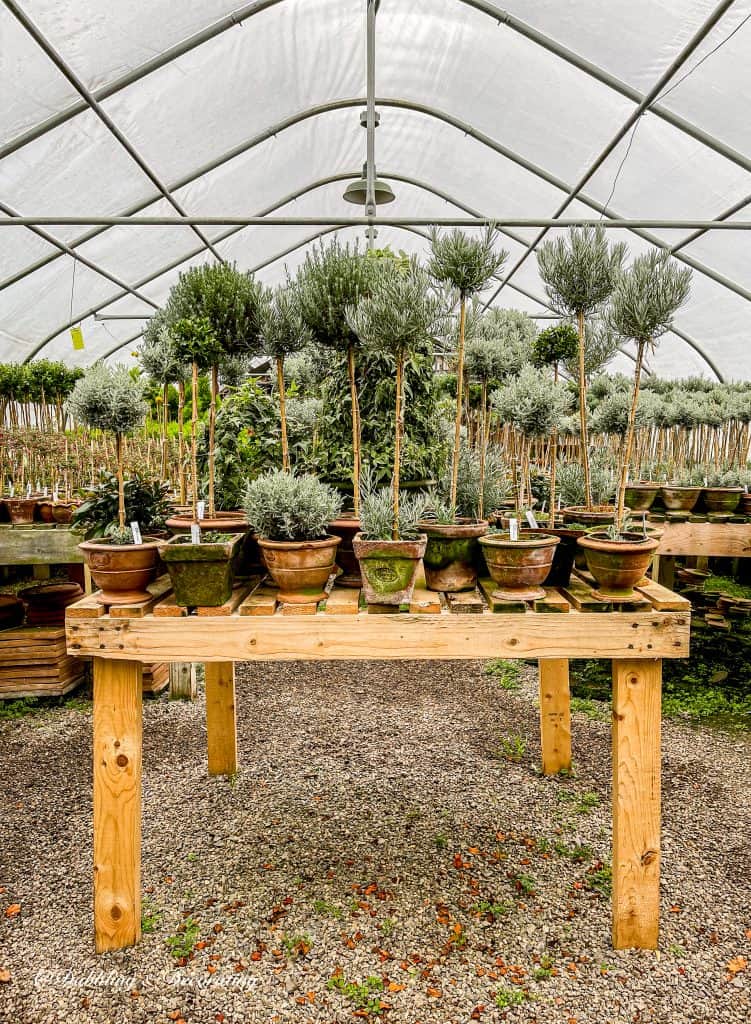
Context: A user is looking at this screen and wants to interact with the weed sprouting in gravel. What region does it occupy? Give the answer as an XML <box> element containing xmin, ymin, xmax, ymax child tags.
<box><xmin>510</xmin><ymin>872</ymin><xmax>537</xmax><ymax>896</ymax></box>
<box><xmin>495</xmin><ymin>733</ymin><xmax>527</xmax><ymax>762</ymax></box>
<box><xmin>585</xmin><ymin>861</ymin><xmax>612</xmax><ymax>897</ymax></box>
<box><xmin>533</xmin><ymin>954</ymin><xmax>555</xmax><ymax>980</ymax></box>
<box><xmin>166</xmin><ymin>915</ymin><xmax>200</xmax><ymax>959</ymax></box>
<box><xmin>494</xmin><ymin>984</ymin><xmax>529</xmax><ymax>1008</ymax></box>
<box><xmin>471</xmin><ymin>899</ymin><xmax>510</xmax><ymax>919</ymax></box>
<box><xmin>281</xmin><ymin>933</ymin><xmax>312</xmax><ymax>958</ymax></box>
<box><xmin>327</xmin><ymin>973</ymin><xmax>386</xmax><ymax>1014</ymax></box>
<box><xmin>312</xmin><ymin>899</ymin><xmax>343</xmax><ymax>920</ymax></box>
<box><xmin>140</xmin><ymin>896</ymin><xmax>162</xmax><ymax>934</ymax></box>
<box><xmin>483</xmin><ymin>659</ymin><xmax>523</xmax><ymax>691</ymax></box>
<box><xmin>434</xmin><ymin>833</ymin><xmax>449</xmax><ymax>849</ymax></box>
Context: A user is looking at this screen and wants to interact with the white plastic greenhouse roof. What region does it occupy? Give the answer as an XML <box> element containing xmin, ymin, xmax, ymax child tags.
<box><xmin>1</xmin><ymin>0</ymin><xmax>750</xmax><ymax>380</ymax></box>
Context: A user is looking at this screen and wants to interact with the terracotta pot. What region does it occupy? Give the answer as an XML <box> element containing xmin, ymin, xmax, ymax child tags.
<box><xmin>5</xmin><ymin>497</ymin><xmax>39</xmax><ymax>525</ymax></box>
<box><xmin>19</xmin><ymin>581</ymin><xmax>83</xmax><ymax>626</ymax></box>
<box><xmin>624</xmin><ymin>483</ymin><xmax>660</xmax><ymax>511</ymax></box>
<box><xmin>37</xmin><ymin>499</ymin><xmax>55</xmax><ymax>523</ymax></box>
<box><xmin>52</xmin><ymin>501</ymin><xmax>79</xmax><ymax>524</ymax></box>
<box><xmin>352</xmin><ymin>533</ymin><xmax>427</xmax><ymax>606</ymax></box>
<box><xmin>479</xmin><ymin>532</ymin><xmax>560</xmax><ymax>601</ymax></box>
<box><xmin>419</xmin><ymin>519</ymin><xmax>488</xmax><ymax>592</ymax></box>
<box><xmin>660</xmin><ymin>485</ymin><xmax>701</xmax><ymax>512</ymax></box>
<box><xmin>702</xmin><ymin>486</ymin><xmax>743</xmax><ymax>513</ymax></box>
<box><xmin>78</xmin><ymin>538</ymin><xmax>163</xmax><ymax>605</ymax></box>
<box><xmin>561</xmin><ymin>505</ymin><xmax>616</xmax><ymax>527</ymax></box>
<box><xmin>0</xmin><ymin>594</ymin><xmax>25</xmax><ymax>629</ymax></box>
<box><xmin>328</xmin><ymin>516</ymin><xmax>362</xmax><ymax>587</ymax></box>
<box><xmin>257</xmin><ymin>535</ymin><xmax>341</xmax><ymax>604</ymax></box>
<box><xmin>166</xmin><ymin>511</ymin><xmax>248</xmax><ymax>534</ymax></box>
<box><xmin>162</xmin><ymin>533</ymin><xmax>243</xmax><ymax>607</ymax></box>
<box><xmin>577</xmin><ymin>531</ymin><xmax>659</xmax><ymax>601</ymax></box>
<box><xmin>739</xmin><ymin>492</ymin><xmax>751</xmax><ymax>515</ymax></box>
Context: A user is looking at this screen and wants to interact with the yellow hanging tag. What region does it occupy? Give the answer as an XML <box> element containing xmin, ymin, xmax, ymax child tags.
<box><xmin>70</xmin><ymin>324</ymin><xmax>84</xmax><ymax>350</ymax></box>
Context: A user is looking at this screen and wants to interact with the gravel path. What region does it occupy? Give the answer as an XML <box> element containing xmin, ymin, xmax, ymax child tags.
<box><xmin>1</xmin><ymin>659</ymin><xmax>750</xmax><ymax>1024</ymax></box>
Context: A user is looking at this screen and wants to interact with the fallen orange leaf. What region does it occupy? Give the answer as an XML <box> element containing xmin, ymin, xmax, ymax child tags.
<box><xmin>388</xmin><ymin>982</ymin><xmax>405</xmax><ymax>992</ymax></box>
<box><xmin>427</xmin><ymin>987</ymin><xmax>442</xmax><ymax>998</ymax></box>
<box><xmin>0</xmin><ymin>970</ymin><xmax>11</xmax><ymax>984</ymax></box>
<box><xmin>4</xmin><ymin>905</ymin><xmax>20</xmax><ymax>918</ymax></box>
<box><xmin>726</xmin><ymin>956</ymin><xmax>748</xmax><ymax>977</ymax></box>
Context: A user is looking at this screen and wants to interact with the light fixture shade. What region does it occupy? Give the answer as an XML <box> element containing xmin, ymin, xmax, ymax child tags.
<box><xmin>343</xmin><ymin>176</ymin><xmax>396</xmax><ymax>205</ymax></box>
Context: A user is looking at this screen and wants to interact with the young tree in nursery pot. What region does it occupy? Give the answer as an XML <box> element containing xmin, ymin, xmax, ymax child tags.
<box><xmin>578</xmin><ymin>252</ymin><xmax>692</xmax><ymax>600</ymax></box>
<box><xmin>140</xmin><ymin>311</ymin><xmax>188</xmax><ymax>488</ymax></box>
<box><xmin>166</xmin><ymin>262</ymin><xmax>264</xmax><ymax>518</ymax></box>
<box><xmin>294</xmin><ymin>239</ymin><xmax>374</xmax><ymax>515</ymax></box>
<box><xmin>67</xmin><ymin>363</ymin><xmax>162</xmax><ymax>604</ymax></box>
<box><xmin>537</xmin><ymin>226</ymin><xmax>626</xmax><ymax>510</ymax></box>
<box><xmin>259</xmin><ymin>286</ymin><xmax>310</xmax><ymax>472</ymax></box>
<box><xmin>531</xmin><ymin>323</ymin><xmax>579</xmax><ymax>527</ymax></box>
<box><xmin>428</xmin><ymin>227</ymin><xmax>508</xmax><ymax>509</ymax></box>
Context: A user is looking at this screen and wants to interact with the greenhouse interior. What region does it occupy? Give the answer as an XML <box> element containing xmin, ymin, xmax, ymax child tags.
<box><xmin>1</xmin><ymin>1</ymin><xmax>750</xmax><ymax>1022</ymax></box>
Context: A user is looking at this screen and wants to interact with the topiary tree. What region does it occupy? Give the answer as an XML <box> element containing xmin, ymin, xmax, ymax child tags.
<box><xmin>67</xmin><ymin>363</ymin><xmax>147</xmax><ymax>537</ymax></box>
<box><xmin>428</xmin><ymin>227</ymin><xmax>508</xmax><ymax>510</ymax></box>
<box><xmin>259</xmin><ymin>285</ymin><xmax>310</xmax><ymax>472</ymax></box>
<box><xmin>537</xmin><ymin>226</ymin><xmax>626</xmax><ymax>509</ymax></box>
<box><xmin>294</xmin><ymin>239</ymin><xmax>374</xmax><ymax>516</ymax></box>
<box><xmin>606</xmin><ymin>251</ymin><xmax>692</xmax><ymax>535</ymax></box>
<box><xmin>347</xmin><ymin>259</ymin><xmax>442</xmax><ymax>539</ymax></box>
<box><xmin>140</xmin><ymin>311</ymin><xmax>189</xmax><ymax>487</ymax></box>
<box><xmin>165</xmin><ymin>262</ymin><xmax>264</xmax><ymax>517</ymax></box>
<box><xmin>532</xmin><ymin>322</ymin><xmax>579</xmax><ymax>526</ymax></box>
<box><xmin>464</xmin><ymin>331</ymin><xmax>505</xmax><ymax>519</ymax></box>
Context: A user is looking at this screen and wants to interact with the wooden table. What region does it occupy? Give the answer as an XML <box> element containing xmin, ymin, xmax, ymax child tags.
<box><xmin>65</xmin><ymin>574</ymin><xmax>690</xmax><ymax>955</ymax></box>
<box><xmin>0</xmin><ymin>523</ymin><xmax>91</xmax><ymax>589</ymax></box>
<box><xmin>653</xmin><ymin>519</ymin><xmax>751</xmax><ymax>587</ymax></box>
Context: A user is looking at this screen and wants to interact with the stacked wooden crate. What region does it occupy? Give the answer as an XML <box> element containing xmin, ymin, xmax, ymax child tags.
<box><xmin>0</xmin><ymin>625</ymin><xmax>85</xmax><ymax>698</ymax></box>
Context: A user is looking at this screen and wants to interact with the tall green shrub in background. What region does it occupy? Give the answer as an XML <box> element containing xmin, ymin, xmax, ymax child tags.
<box><xmin>532</xmin><ymin>322</ymin><xmax>579</xmax><ymax>525</ymax></box>
<box><xmin>537</xmin><ymin>226</ymin><xmax>626</xmax><ymax>508</ymax></box>
<box><xmin>259</xmin><ymin>286</ymin><xmax>309</xmax><ymax>471</ymax></box>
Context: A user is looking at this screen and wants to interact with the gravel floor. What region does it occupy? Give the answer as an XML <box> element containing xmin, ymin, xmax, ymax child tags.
<box><xmin>1</xmin><ymin>659</ymin><xmax>750</xmax><ymax>1024</ymax></box>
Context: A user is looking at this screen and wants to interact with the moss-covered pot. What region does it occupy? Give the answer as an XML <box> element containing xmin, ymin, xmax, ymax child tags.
<box><xmin>162</xmin><ymin>533</ymin><xmax>243</xmax><ymax>607</ymax></box>
<box><xmin>418</xmin><ymin>519</ymin><xmax>488</xmax><ymax>592</ymax></box>
<box><xmin>352</xmin><ymin>533</ymin><xmax>427</xmax><ymax>606</ymax></box>
<box><xmin>702</xmin><ymin>486</ymin><xmax>743</xmax><ymax>513</ymax></box>
<box><xmin>328</xmin><ymin>516</ymin><xmax>362</xmax><ymax>587</ymax></box>
<box><xmin>257</xmin><ymin>535</ymin><xmax>341</xmax><ymax>604</ymax></box>
<box><xmin>479</xmin><ymin>532</ymin><xmax>560</xmax><ymax>601</ymax></box>
<box><xmin>52</xmin><ymin>500</ymin><xmax>79</xmax><ymax>524</ymax></box>
<box><xmin>561</xmin><ymin>505</ymin><xmax>616</xmax><ymax>527</ymax></box>
<box><xmin>79</xmin><ymin>538</ymin><xmax>164</xmax><ymax>605</ymax></box>
<box><xmin>577</xmin><ymin>531</ymin><xmax>659</xmax><ymax>601</ymax></box>
<box><xmin>166</xmin><ymin>512</ymin><xmax>257</xmax><ymax>574</ymax></box>
<box><xmin>660</xmin><ymin>485</ymin><xmax>701</xmax><ymax>512</ymax></box>
<box><xmin>625</xmin><ymin>483</ymin><xmax>660</xmax><ymax>511</ymax></box>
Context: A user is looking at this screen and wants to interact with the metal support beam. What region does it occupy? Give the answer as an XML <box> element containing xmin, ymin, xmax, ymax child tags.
<box><xmin>365</xmin><ymin>0</ymin><xmax>378</xmax><ymax>234</ymax></box>
<box><xmin>483</xmin><ymin>0</ymin><xmax>740</xmax><ymax>307</ymax></box>
<box><xmin>2</xmin><ymin>0</ymin><xmax>225</xmax><ymax>264</ymax></box>
<box><xmin>670</xmin><ymin>191</ymin><xmax>751</xmax><ymax>254</ymax></box>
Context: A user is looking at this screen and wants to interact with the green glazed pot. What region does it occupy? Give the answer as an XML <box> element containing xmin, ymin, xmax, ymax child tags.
<box><xmin>702</xmin><ymin>487</ymin><xmax>743</xmax><ymax>513</ymax></box>
<box><xmin>352</xmin><ymin>532</ymin><xmax>427</xmax><ymax>606</ymax></box>
<box><xmin>624</xmin><ymin>483</ymin><xmax>660</xmax><ymax>511</ymax></box>
<box><xmin>418</xmin><ymin>519</ymin><xmax>488</xmax><ymax>592</ymax></box>
<box><xmin>162</xmin><ymin>533</ymin><xmax>243</xmax><ymax>607</ymax></box>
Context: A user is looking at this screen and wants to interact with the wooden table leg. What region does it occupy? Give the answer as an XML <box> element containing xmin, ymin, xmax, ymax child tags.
<box><xmin>205</xmin><ymin>662</ymin><xmax>238</xmax><ymax>776</ymax></box>
<box><xmin>93</xmin><ymin>657</ymin><xmax>143</xmax><ymax>953</ymax></box>
<box><xmin>538</xmin><ymin>658</ymin><xmax>571</xmax><ymax>775</ymax></box>
<box><xmin>611</xmin><ymin>658</ymin><xmax>661</xmax><ymax>950</ymax></box>
<box><xmin>169</xmin><ymin>662</ymin><xmax>196</xmax><ymax>701</ymax></box>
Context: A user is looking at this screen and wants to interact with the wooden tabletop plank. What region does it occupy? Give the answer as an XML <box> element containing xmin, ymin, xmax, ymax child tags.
<box><xmin>478</xmin><ymin>578</ymin><xmax>527</xmax><ymax>613</ymax></box>
<box><xmin>445</xmin><ymin>589</ymin><xmax>485</xmax><ymax>614</ymax></box>
<box><xmin>408</xmin><ymin>587</ymin><xmax>442</xmax><ymax>614</ymax></box>
<box><xmin>110</xmin><ymin>576</ymin><xmax>173</xmax><ymax>618</ymax></box>
<box><xmin>237</xmin><ymin>585</ymin><xmax>278</xmax><ymax>616</ymax></box>
<box><xmin>534</xmin><ymin>588</ymin><xmax>571</xmax><ymax>613</ymax></box>
<box><xmin>324</xmin><ymin>587</ymin><xmax>361</xmax><ymax>614</ymax></box>
<box><xmin>635</xmin><ymin>580</ymin><xmax>692</xmax><ymax>611</ymax></box>
<box><xmin>152</xmin><ymin>593</ymin><xmax>188</xmax><ymax>617</ymax></box>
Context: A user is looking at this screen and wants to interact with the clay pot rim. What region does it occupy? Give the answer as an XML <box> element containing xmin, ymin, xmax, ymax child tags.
<box><xmin>329</xmin><ymin>516</ymin><xmax>361</xmax><ymax>528</ymax></box>
<box><xmin>626</xmin><ymin>482</ymin><xmax>661</xmax><ymax>491</ymax></box>
<box><xmin>702</xmin><ymin>485</ymin><xmax>743</xmax><ymax>493</ymax></box>
<box><xmin>19</xmin><ymin>582</ymin><xmax>83</xmax><ymax>600</ymax></box>
<box><xmin>0</xmin><ymin>594</ymin><xmax>24</xmax><ymax>606</ymax></box>
<box><xmin>166</xmin><ymin>512</ymin><xmax>248</xmax><ymax>528</ymax></box>
<box><xmin>256</xmin><ymin>534</ymin><xmax>342</xmax><ymax>550</ymax></box>
<box><xmin>578</xmin><ymin>532</ymin><xmax>659</xmax><ymax>555</ymax></box>
<box><xmin>164</xmin><ymin>531</ymin><xmax>244</xmax><ymax>549</ymax></box>
<box><xmin>660</xmin><ymin>485</ymin><xmax>702</xmax><ymax>493</ymax></box>
<box><xmin>562</xmin><ymin>504</ymin><xmax>616</xmax><ymax>514</ymax></box>
<box><xmin>480</xmin><ymin>532</ymin><xmax>560</xmax><ymax>550</ymax></box>
<box><xmin>418</xmin><ymin>518</ymin><xmax>488</xmax><ymax>538</ymax></box>
<box><xmin>79</xmin><ymin>537</ymin><xmax>164</xmax><ymax>553</ymax></box>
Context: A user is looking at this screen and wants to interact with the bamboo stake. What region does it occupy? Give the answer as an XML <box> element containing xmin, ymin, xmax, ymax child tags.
<box><xmin>392</xmin><ymin>352</ymin><xmax>404</xmax><ymax>541</ymax></box>
<box><xmin>276</xmin><ymin>355</ymin><xmax>290</xmax><ymax>472</ymax></box>
<box><xmin>450</xmin><ymin>297</ymin><xmax>467</xmax><ymax>509</ymax></box>
<box><xmin>347</xmin><ymin>344</ymin><xmax>361</xmax><ymax>517</ymax></box>
<box><xmin>208</xmin><ymin>364</ymin><xmax>218</xmax><ymax>518</ymax></box>
<box><xmin>177</xmin><ymin>380</ymin><xmax>186</xmax><ymax>505</ymax></box>
<box><xmin>191</xmin><ymin>361</ymin><xmax>199</xmax><ymax>522</ymax></box>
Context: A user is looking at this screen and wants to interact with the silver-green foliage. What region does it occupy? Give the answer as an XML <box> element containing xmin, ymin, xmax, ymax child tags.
<box><xmin>590</xmin><ymin>388</ymin><xmax>660</xmax><ymax>436</ymax></box>
<box><xmin>140</xmin><ymin>313</ymin><xmax>188</xmax><ymax>384</ymax></box>
<box><xmin>294</xmin><ymin>239</ymin><xmax>373</xmax><ymax>351</ymax></box>
<box><xmin>243</xmin><ymin>470</ymin><xmax>342</xmax><ymax>541</ymax></box>
<box><xmin>454</xmin><ymin>444</ymin><xmax>510</xmax><ymax>518</ymax></box>
<box><xmin>67</xmin><ymin>363</ymin><xmax>147</xmax><ymax>435</ymax></box>
<box><xmin>563</xmin><ymin>319</ymin><xmax>620</xmax><ymax>378</ymax></box>
<box><xmin>557</xmin><ymin>456</ymin><xmax>615</xmax><ymax>507</ymax></box>
<box><xmin>492</xmin><ymin>364</ymin><xmax>569</xmax><ymax>438</ymax></box>
<box><xmin>358</xmin><ymin>487</ymin><xmax>428</xmax><ymax>541</ymax></box>
<box><xmin>427</xmin><ymin>226</ymin><xmax>508</xmax><ymax>298</ymax></box>
<box><xmin>607</xmin><ymin>252</ymin><xmax>692</xmax><ymax>345</ymax></box>
<box><xmin>537</xmin><ymin>226</ymin><xmax>627</xmax><ymax>317</ymax></box>
<box><xmin>260</xmin><ymin>286</ymin><xmax>310</xmax><ymax>359</ymax></box>
<box><xmin>476</xmin><ymin>308</ymin><xmax>537</xmax><ymax>378</ymax></box>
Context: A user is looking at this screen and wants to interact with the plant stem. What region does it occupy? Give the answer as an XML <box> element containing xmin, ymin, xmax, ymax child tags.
<box><xmin>161</xmin><ymin>382</ymin><xmax>169</xmax><ymax>480</ymax></box>
<box><xmin>276</xmin><ymin>355</ymin><xmax>290</xmax><ymax>472</ymax></box>
<box><xmin>177</xmin><ymin>379</ymin><xmax>186</xmax><ymax>505</ymax></box>
<box><xmin>478</xmin><ymin>376</ymin><xmax>487</xmax><ymax>520</ymax></box>
<box><xmin>616</xmin><ymin>338</ymin><xmax>646</xmax><ymax>536</ymax></box>
<box><xmin>116</xmin><ymin>432</ymin><xmax>125</xmax><ymax>532</ymax></box>
<box><xmin>191</xmin><ymin>361</ymin><xmax>199</xmax><ymax>522</ymax></box>
<box><xmin>347</xmin><ymin>344</ymin><xmax>361</xmax><ymax>517</ymax></box>
<box><xmin>576</xmin><ymin>310</ymin><xmax>593</xmax><ymax>508</ymax></box>
<box><xmin>549</xmin><ymin>363</ymin><xmax>558</xmax><ymax>529</ymax></box>
<box><xmin>393</xmin><ymin>351</ymin><xmax>404</xmax><ymax>541</ymax></box>
<box><xmin>450</xmin><ymin>295</ymin><xmax>467</xmax><ymax>510</ymax></box>
<box><xmin>208</xmin><ymin>364</ymin><xmax>218</xmax><ymax>518</ymax></box>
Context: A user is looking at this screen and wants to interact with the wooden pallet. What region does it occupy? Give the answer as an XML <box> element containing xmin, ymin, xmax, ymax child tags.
<box><xmin>0</xmin><ymin>625</ymin><xmax>86</xmax><ymax>698</ymax></box>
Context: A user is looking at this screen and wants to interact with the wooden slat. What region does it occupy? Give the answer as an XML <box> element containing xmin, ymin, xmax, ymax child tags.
<box><xmin>538</xmin><ymin>659</ymin><xmax>571</xmax><ymax>775</ymax></box>
<box><xmin>560</xmin><ymin>577</ymin><xmax>612</xmax><ymax>612</ymax></box>
<box><xmin>279</xmin><ymin>601</ymin><xmax>319</xmax><ymax>615</ymax></box>
<box><xmin>366</xmin><ymin>603</ymin><xmax>401</xmax><ymax>614</ymax></box>
<box><xmin>0</xmin><ymin>675</ymin><xmax>84</xmax><ymax>699</ymax></box>
<box><xmin>635</xmin><ymin>579</ymin><xmax>691</xmax><ymax>611</ymax></box>
<box><xmin>66</xmin><ymin>608</ymin><xmax>690</xmax><ymax>662</ymax></box>
<box><xmin>324</xmin><ymin>587</ymin><xmax>362</xmax><ymax>614</ymax></box>
<box><xmin>656</xmin><ymin>521</ymin><xmax>751</xmax><ymax>557</ymax></box>
<box><xmin>66</xmin><ymin>593</ymin><xmax>105</xmax><ymax>619</ymax></box>
<box><xmin>204</xmin><ymin>662</ymin><xmax>238</xmax><ymax>776</ymax></box>
<box><xmin>477</xmin><ymin>577</ymin><xmax>527</xmax><ymax>613</ymax></box>
<box><xmin>612</xmin><ymin>658</ymin><xmax>661</xmax><ymax>950</ymax></box>
<box><xmin>237</xmin><ymin>585</ymin><xmax>278</xmax><ymax>616</ymax></box>
<box><xmin>93</xmin><ymin>657</ymin><xmax>142</xmax><ymax>953</ymax></box>
<box><xmin>152</xmin><ymin>593</ymin><xmax>188</xmax><ymax>617</ymax></box>
<box><xmin>445</xmin><ymin>589</ymin><xmax>485</xmax><ymax>614</ymax></box>
<box><xmin>110</xmin><ymin>576</ymin><xmax>173</xmax><ymax>618</ymax></box>
<box><xmin>195</xmin><ymin>584</ymin><xmax>251</xmax><ymax>617</ymax></box>
<box><xmin>533</xmin><ymin>588</ymin><xmax>571</xmax><ymax>613</ymax></box>
<box><xmin>0</xmin><ymin>625</ymin><xmax>65</xmax><ymax>642</ymax></box>
<box><xmin>408</xmin><ymin>587</ymin><xmax>442</xmax><ymax>614</ymax></box>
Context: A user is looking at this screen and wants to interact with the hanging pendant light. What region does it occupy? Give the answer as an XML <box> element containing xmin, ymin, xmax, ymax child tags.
<box><xmin>343</xmin><ymin>163</ymin><xmax>396</xmax><ymax>205</ymax></box>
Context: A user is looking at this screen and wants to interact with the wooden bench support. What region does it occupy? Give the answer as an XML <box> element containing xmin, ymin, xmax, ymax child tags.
<box><xmin>612</xmin><ymin>658</ymin><xmax>661</xmax><ymax>950</ymax></box>
<box><xmin>205</xmin><ymin>661</ymin><xmax>238</xmax><ymax>776</ymax></box>
<box><xmin>168</xmin><ymin>662</ymin><xmax>196</xmax><ymax>701</ymax></box>
<box><xmin>538</xmin><ymin>658</ymin><xmax>571</xmax><ymax>775</ymax></box>
<box><xmin>93</xmin><ymin>657</ymin><xmax>142</xmax><ymax>953</ymax></box>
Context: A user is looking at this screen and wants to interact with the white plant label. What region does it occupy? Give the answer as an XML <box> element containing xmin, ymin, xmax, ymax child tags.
<box><xmin>130</xmin><ymin>521</ymin><xmax>143</xmax><ymax>545</ymax></box>
<box><xmin>43</xmin><ymin>486</ymin><xmax>48</xmax><ymax>497</ymax></box>
<box><xmin>525</xmin><ymin>510</ymin><xmax>539</xmax><ymax>530</ymax></box>
<box><xmin>704</xmin><ymin>476</ymin><xmax>708</xmax><ymax>486</ymax></box>
<box><xmin>190</xmin><ymin>523</ymin><xmax>201</xmax><ymax>544</ymax></box>
<box><xmin>196</xmin><ymin>500</ymin><xmax>206</xmax><ymax>520</ymax></box>
<box><xmin>9</xmin><ymin>483</ymin><xmax>14</xmax><ymax>497</ymax></box>
<box><xmin>26</xmin><ymin>483</ymin><xmax>31</xmax><ymax>498</ymax></box>
<box><xmin>745</xmin><ymin>485</ymin><xmax>749</xmax><ymax>494</ymax></box>
<box><xmin>53</xmin><ymin>488</ymin><xmax>58</xmax><ymax>502</ymax></box>
<box><xmin>509</xmin><ymin>517</ymin><xmax>519</xmax><ymax>541</ymax></box>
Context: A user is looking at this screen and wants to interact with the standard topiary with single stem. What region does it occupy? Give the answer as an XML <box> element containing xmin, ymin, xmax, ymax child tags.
<box><xmin>532</xmin><ymin>322</ymin><xmax>579</xmax><ymax>526</ymax></box>
<box><xmin>259</xmin><ymin>286</ymin><xmax>310</xmax><ymax>472</ymax></box>
<box><xmin>140</xmin><ymin>311</ymin><xmax>189</xmax><ymax>487</ymax></box>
